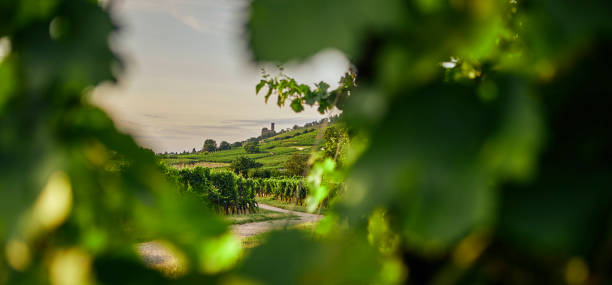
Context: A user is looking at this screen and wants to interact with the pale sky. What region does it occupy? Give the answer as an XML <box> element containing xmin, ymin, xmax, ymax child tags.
<box><xmin>92</xmin><ymin>0</ymin><xmax>350</xmax><ymax>153</ymax></box>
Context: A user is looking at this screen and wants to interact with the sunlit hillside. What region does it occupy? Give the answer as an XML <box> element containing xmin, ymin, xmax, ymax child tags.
<box><xmin>159</xmin><ymin>125</ymin><xmax>328</xmax><ymax>170</ymax></box>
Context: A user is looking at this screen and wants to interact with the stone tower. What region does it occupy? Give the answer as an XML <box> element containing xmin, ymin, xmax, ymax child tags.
<box><xmin>271</xmin><ymin>122</ymin><xmax>275</xmax><ymax>131</ymax></box>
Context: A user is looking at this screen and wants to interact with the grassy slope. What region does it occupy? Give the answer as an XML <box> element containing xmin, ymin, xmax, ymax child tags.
<box><xmin>160</xmin><ymin>126</ymin><xmax>326</xmax><ymax>170</ymax></box>
<box><xmin>255</xmin><ymin>196</ymin><xmax>328</xmax><ymax>215</ymax></box>
<box><xmin>225</xmin><ymin>208</ymin><xmax>299</xmax><ymax>225</ymax></box>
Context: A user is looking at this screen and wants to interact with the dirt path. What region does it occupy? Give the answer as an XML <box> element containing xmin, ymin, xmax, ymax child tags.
<box><xmin>230</xmin><ymin>204</ymin><xmax>322</xmax><ymax>238</ymax></box>
<box><xmin>137</xmin><ymin>204</ymin><xmax>322</xmax><ymax>270</ymax></box>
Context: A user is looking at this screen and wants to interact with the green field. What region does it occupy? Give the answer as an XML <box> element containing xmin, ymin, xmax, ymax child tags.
<box><xmin>255</xmin><ymin>196</ymin><xmax>329</xmax><ymax>215</ymax></box>
<box><xmin>225</xmin><ymin>208</ymin><xmax>299</xmax><ymax>225</ymax></box>
<box><xmin>159</xmin><ymin>126</ymin><xmax>327</xmax><ymax>170</ymax></box>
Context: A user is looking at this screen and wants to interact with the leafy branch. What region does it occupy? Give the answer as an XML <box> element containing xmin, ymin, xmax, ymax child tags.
<box><xmin>255</xmin><ymin>67</ymin><xmax>356</xmax><ymax>113</ymax></box>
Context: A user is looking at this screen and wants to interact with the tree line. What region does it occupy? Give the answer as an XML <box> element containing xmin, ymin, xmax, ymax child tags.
<box><xmin>157</xmin><ymin>116</ymin><xmax>341</xmax><ymax>155</ymax></box>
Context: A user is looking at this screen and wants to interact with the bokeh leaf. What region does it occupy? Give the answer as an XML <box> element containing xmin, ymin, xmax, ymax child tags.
<box><xmin>248</xmin><ymin>0</ymin><xmax>404</xmax><ymax>61</ymax></box>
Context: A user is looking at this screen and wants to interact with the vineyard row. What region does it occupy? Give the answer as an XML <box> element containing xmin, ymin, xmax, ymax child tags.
<box><xmin>162</xmin><ymin>165</ymin><xmax>308</xmax><ymax>214</ymax></box>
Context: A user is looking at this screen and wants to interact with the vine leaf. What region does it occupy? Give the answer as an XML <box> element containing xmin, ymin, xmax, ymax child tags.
<box><xmin>291</xmin><ymin>98</ymin><xmax>304</xmax><ymax>112</ymax></box>
<box><xmin>255</xmin><ymin>80</ymin><xmax>266</xmax><ymax>93</ymax></box>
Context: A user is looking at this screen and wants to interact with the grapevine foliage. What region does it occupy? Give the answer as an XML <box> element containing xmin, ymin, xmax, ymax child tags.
<box><xmin>164</xmin><ymin>165</ymin><xmax>325</xmax><ymax>212</ymax></box>
<box><xmin>163</xmin><ymin>166</ymin><xmax>259</xmax><ymax>215</ymax></box>
<box><xmin>2</xmin><ymin>0</ymin><xmax>612</xmax><ymax>284</ymax></box>
<box><xmin>247</xmin><ymin>0</ymin><xmax>612</xmax><ymax>284</ymax></box>
<box><xmin>0</xmin><ymin>1</ymin><xmax>232</xmax><ymax>283</ymax></box>
<box><xmin>255</xmin><ymin>67</ymin><xmax>356</xmax><ymax>113</ymax></box>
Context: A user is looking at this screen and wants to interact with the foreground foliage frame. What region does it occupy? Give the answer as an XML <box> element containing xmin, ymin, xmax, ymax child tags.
<box><xmin>1</xmin><ymin>0</ymin><xmax>612</xmax><ymax>284</ymax></box>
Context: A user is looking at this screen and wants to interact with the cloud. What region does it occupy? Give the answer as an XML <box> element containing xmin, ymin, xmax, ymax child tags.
<box><xmin>222</xmin><ymin>117</ymin><xmax>322</xmax><ymax>127</ymax></box>
<box><xmin>167</xmin><ymin>1</ymin><xmax>240</xmax><ymax>37</ymax></box>
<box><xmin>142</xmin><ymin>113</ymin><xmax>167</xmax><ymax>119</ymax></box>
<box><xmin>169</xmin><ymin>10</ymin><xmax>211</xmax><ymax>35</ymax></box>
<box><xmin>118</xmin><ymin>0</ymin><xmax>241</xmax><ymax>37</ymax></box>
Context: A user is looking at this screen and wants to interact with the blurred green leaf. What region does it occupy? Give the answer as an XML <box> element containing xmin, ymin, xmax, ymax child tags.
<box><xmin>238</xmin><ymin>230</ymin><xmax>392</xmax><ymax>285</ymax></box>
<box><xmin>248</xmin><ymin>0</ymin><xmax>405</xmax><ymax>61</ymax></box>
<box><xmin>331</xmin><ymin>74</ymin><xmax>543</xmax><ymax>254</ymax></box>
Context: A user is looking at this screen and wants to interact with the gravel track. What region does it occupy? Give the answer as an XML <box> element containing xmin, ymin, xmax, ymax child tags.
<box><xmin>138</xmin><ymin>204</ymin><xmax>322</xmax><ymax>268</ymax></box>
<box><xmin>230</xmin><ymin>203</ymin><xmax>322</xmax><ymax>238</ymax></box>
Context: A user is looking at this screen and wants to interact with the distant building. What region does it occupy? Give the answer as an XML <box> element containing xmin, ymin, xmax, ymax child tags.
<box><xmin>261</xmin><ymin>122</ymin><xmax>276</xmax><ymax>137</ymax></box>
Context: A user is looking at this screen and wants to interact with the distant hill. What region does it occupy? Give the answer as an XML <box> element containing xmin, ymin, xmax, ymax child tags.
<box><xmin>159</xmin><ymin>124</ymin><xmax>330</xmax><ymax>171</ymax></box>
